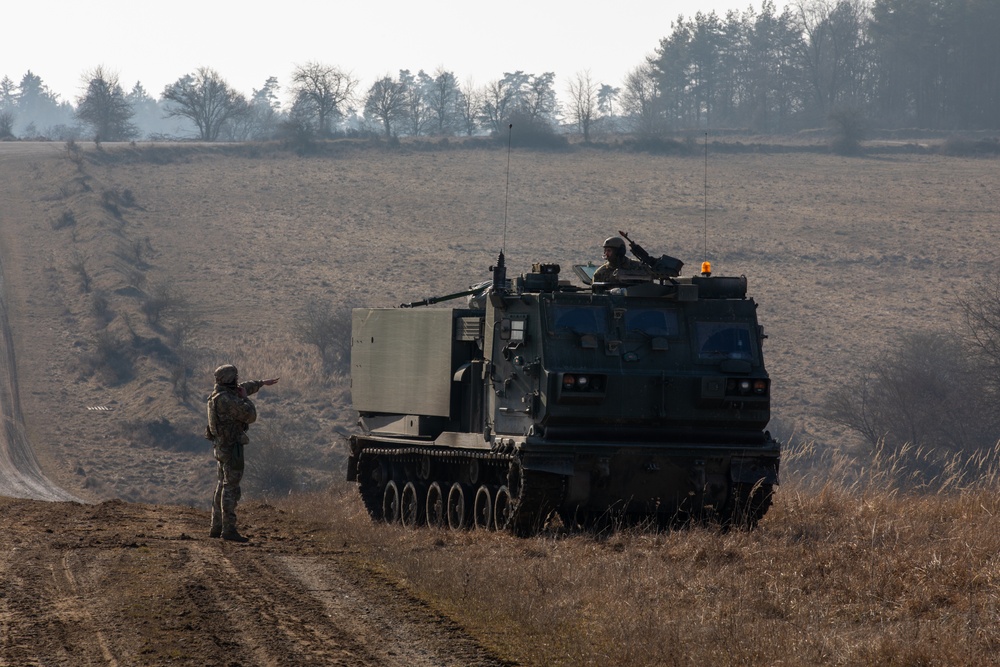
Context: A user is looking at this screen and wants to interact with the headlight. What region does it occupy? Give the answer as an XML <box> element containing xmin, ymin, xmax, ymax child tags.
<box><xmin>725</xmin><ymin>378</ymin><xmax>769</xmax><ymax>396</ymax></box>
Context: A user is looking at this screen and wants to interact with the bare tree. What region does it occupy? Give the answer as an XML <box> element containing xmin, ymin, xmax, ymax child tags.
<box><xmin>793</xmin><ymin>0</ymin><xmax>871</xmax><ymax>122</ymax></box>
<box><xmin>162</xmin><ymin>68</ymin><xmax>248</xmax><ymax>141</ymax></box>
<box><xmin>364</xmin><ymin>75</ymin><xmax>408</xmax><ymax>138</ymax></box>
<box><xmin>294</xmin><ymin>298</ymin><xmax>352</xmax><ymax>372</ymax></box>
<box><xmin>426</xmin><ymin>68</ymin><xmax>462</xmax><ymax>136</ymax></box>
<box><xmin>458</xmin><ymin>78</ymin><xmax>482</xmax><ymax>136</ymax></box>
<box><xmin>960</xmin><ymin>272</ymin><xmax>1000</xmax><ymax>393</ymax></box>
<box><xmin>567</xmin><ymin>70</ymin><xmax>598</xmax><ymax>142</ymax></box>
<box><xmin>825</xmin><ymin>332</ymin><xmax>996</xmax><ymax>452</ymax></box>
<box><xmin>400</xmin><ymin>69</ymin><xmax>432</xmax><ymax>137</ymax></box>
<box><xmin>76</xmin><ymin>66</ymin><xmax>137</xmax><ymax>143</ymax></box>
<box><xmin>621</xmin><ymin>63</ymin><xmax>662</xmax><ymax>136</ymax></box>
<box><xmin>479</xmin><ymin>77</ymin><xmax>518</xmax><ymax>135</ymax></box>
<box><xmin>290</xmin><ymin>62</ymin><xmax>357</xmax><ymax>137</ymax></box>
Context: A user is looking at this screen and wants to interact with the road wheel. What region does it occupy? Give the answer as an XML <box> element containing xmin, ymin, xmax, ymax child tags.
<box><xmin>425</xmin><ymin>481</ymin><xmax>446</xmax><ymax>528</ymax></box>
<box><xmin>400</xmin><ymin>481</ymin><xmax>424</xmax><ymax>528</ymax></box>
<box><xmin>447</xmin><ymin>482</ymin><xmax>469</xmax><ymax>530</ymax></box>
<box><xmin>493</xmin><ymin>485</ymin><xmax>513</xmax><ymax>532</ymax></box>
<box><xmin>473</xmin><ymin>485</ymin><xmax>494</xmax><ymax>530</ymax></box>
<box><xmin>381</xmin><ymin>480</ymin><xmax>400</xmax><ymax>524</ymax></box>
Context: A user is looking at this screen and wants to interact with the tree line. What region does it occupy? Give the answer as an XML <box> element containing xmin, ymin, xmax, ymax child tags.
<box><xmin>1</xmin><ymin>0</ymin><xmax>997</xmax><ymax>143</ymax></box>
<box><xmin>637</xmin><ymin>0</ymin><xmax>1000</xmax><ymax>133</ymax></box>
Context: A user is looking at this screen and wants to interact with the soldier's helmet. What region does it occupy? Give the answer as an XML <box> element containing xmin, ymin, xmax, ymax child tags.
<box><xmin>214</xmin><ymin>364</ymin><xmax>239</xmax><ymax>385</ymax></box>
<box><xmin>603</xmin><ymin>236</ymin><xmax>626</xmax><ymax>258</ymax></box>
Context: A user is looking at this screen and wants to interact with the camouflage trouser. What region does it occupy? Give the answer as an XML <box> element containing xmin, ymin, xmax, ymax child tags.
<box><xmin>211</xmin><ymin>443</ymin><xmax>244</xmax><ymax>532</ymax></box>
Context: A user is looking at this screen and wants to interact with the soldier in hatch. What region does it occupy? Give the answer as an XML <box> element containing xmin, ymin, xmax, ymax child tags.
<box><xmin>593</xmin><ymin>236</ymin><xmax>650</xmax><ymax>283</ymax></box>
<box><xmin>206</xmin><ymin>364</ymin><xmax>279</xmax><ymax>542</ymax></box>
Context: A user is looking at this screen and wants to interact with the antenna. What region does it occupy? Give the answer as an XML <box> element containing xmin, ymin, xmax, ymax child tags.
<box><xmin>491</xmin><ymin>123</ymin><xmax>513</xmax><ymax>292</ymax></box>
<box><xmin>502</xmin><ymin>123</ymin><xmax>513</xmax><ymax>253</ymax></box>
<box><xmin>703</xmin><ymin>132</ymin><xmax>709</xmax><ymax>266</ymax></box>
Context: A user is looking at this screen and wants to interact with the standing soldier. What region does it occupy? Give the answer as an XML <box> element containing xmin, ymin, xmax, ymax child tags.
<box><xmin>206</xmin><ymin>364</ymin><xmax>278</xmax><ymax>542</ymax></box>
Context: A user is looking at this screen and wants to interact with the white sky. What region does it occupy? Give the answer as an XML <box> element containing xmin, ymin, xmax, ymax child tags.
<box><xmin>4</xmin><ymin>0</ymin><xmax>782</xmax><ymax>106</ymax></box>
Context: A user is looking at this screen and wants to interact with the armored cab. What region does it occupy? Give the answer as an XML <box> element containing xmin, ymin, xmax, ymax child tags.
<box><xmin>347</xmin><ymin>254</ymin><xmax>779</xmax><ymax>535</ymax></box>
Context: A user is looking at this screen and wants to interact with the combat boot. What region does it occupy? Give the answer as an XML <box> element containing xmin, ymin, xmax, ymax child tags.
<box><xmin>209</xmin><ymin>526</ymin><xmax>222</xmax><ymax>538</ymax></box>
<box><xmin>221</xmin><ymin>528</ymin><xmax>249</xmax><ymax>543</ymax></box>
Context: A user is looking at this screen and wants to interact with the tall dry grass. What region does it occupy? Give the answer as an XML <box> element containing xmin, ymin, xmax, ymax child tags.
<box><xmin>280</xmin><ymin>443</ymin><xmax>1000</xmax><ymax>666</ymax></box>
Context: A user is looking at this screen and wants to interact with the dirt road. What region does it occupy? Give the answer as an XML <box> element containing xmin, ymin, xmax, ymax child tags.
<box><xmin>0</xmin><ymin>496</ymin><xmax>511</xmax><ymax>666</ymax></box>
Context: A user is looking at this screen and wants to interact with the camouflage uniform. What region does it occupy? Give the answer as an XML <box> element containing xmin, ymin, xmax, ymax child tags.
<box><xmin>593</xmin><ymin>255</ymin><xmax>649</xmax><ymax>283</ymax></box>
<box><xmin>207</xmin><ymin>365</ymin><xmax>265</xmax><ymax>539</ymax></box>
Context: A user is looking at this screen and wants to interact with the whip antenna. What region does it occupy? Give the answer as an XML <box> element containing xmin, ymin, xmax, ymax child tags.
<box><xmin>703</xmin><ymin>132</ymin><xmax>709</xmax><ymax>266</ymax></box>
<box><xmin>491</xmin><ymin>123</ymin><xmax>513</xmax><ymax>291</ymax></box>
<box><xmin>502</xmin><ymin>123</ymin><xmax>513</xmax><ymax>252</ymax></box>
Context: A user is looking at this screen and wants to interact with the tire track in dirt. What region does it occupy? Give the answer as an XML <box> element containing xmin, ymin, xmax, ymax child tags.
<box><xmin>277</xmin><ymin>554</ymin><xmax>510</xmax><ymax>667</ymax></box>
<box><xmin>0</xmin><ymin>546</ymin><xmax>113</xmax><ymax>665</ymax></box>
<box><xmin>58</xmin><ymin>552</ymin><xmax>119</xmax><ymax>666</ymax></box>
<box><xmin>208</xmin><ymin>544</ymin><xmax>375</xmax><ymax>666</ymax></box>
<box><xmin>193</xmin><ymin>539</ymin><xmax>510</xmax><ymax>666</ymax></box>
<box><xmin>0</xmin><ymin>498</ymin><xmax>514</xmax><ymax>666</ymax></box>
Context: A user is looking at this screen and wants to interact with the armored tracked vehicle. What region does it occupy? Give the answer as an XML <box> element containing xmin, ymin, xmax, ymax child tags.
<box><xmin>347</xmin><ymin>238</ymin><xmax>779</xmax><ymax>535</ymax></box>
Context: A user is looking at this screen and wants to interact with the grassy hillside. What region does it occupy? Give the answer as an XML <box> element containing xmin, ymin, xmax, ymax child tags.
<box><xmin>3</xmin><ymin>140</ymin><xmax>998</xmax><ymax>506</ymax></box>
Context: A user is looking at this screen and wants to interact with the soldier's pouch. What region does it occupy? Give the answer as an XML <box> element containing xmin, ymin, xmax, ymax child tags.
<box><xmin>232</xmin><ymin>442</ymin><xmax>245</xmax><ymax>472</ymax></box>
<box><xmin>205</xmin><ymin>425</ymin><xmax>214</xmax><ymax>441</ymax></box>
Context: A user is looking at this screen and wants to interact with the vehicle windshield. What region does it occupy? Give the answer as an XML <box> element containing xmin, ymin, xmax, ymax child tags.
<box><xmin>694</xmin><ymin>322</ymin><xmax>754</xmax><ymax>361</ymax></box>
<box><xmin>624</xmin><ymin>308</ymin><xmax>679</xmax><ymax>337</ymax></box>
<box><xmin>549</xmin><ymin>305</ymin><xmax>608</xmax><ymax>334</ymax></box>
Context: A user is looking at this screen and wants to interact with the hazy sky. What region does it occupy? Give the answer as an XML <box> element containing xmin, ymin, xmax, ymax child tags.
<box><xmin>5</xmin><ymin>0</ymin><xmax>782</xmax><ymax>105</ymax></box>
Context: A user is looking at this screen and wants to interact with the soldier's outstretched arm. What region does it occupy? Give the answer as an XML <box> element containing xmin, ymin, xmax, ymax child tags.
<box><xmin>240</xmin><ymin>377</ymin><xmax>279</xmax><ymax>397</ymax></box>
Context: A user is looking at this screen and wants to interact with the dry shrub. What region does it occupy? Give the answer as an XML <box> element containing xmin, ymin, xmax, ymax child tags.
<box><xmin>69</xmin><ymin>250</ymin><xmax>91</xmax><ymax>293</ymax></box>
<box><xmin>50</xmin><ymin>209</ymin><xmax>76</xmax><ymax>230</ymax></box>
<box><xmin>141</xmin><ymin>281</ymin><xmax>188</xmax><ymax>326</ymax></box>
<box><xmin>79</xmin><ymin>330</ymin><xmax>134</xmax><ymax>384</ymax></box>
<box><xmin>293</xmin><ymin>298</ymin><xmax>353</xmax><ymax>373</ymax></box>
<box><xmin>243</xmin><ymin>420</ymin><xmax>300</xmax><ymax>497</ymax></box>
<box><xmin>219</xmin><ymin>334</ymin><xmax>349</xmax><ymax>396</ymax></box>
<box><xmin>118</xmin><ymin>416</ymin><xmax>204</xmax><ymax>452</ymax></box>
<box><xmin>824</xmin><ymin>331</ymin><xmax>997</xmax><ymax>455</ymax></box>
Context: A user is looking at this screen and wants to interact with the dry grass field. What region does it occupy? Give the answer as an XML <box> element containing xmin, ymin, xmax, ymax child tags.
<box><xmin>0</xmin><ymin>138</ymin><xmax>998</xmax><ymax>665</ymax></box>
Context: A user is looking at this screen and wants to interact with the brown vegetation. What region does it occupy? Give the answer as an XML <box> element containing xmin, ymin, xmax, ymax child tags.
<box><xmin>297</xmin><ymin>449</ymin><xmax>1000</xmax><ymax>666</ymax></box>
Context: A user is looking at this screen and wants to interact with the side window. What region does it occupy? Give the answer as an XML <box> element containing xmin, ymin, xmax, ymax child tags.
<box><xmin>694</xmin><ymin>322</ymin><xmax>754</xmax><ymax>361</ymax></box>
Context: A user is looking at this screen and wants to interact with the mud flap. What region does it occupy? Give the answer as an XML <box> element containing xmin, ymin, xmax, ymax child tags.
<box><xmin>520</xmin><ymin>454</ymin><xmax>574</xmax><ymax>477</ymax></box>
<box><xmin>730</xmin><ymin>457</ymin><xmax>779</xmax><ymax>485</ymax></box>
